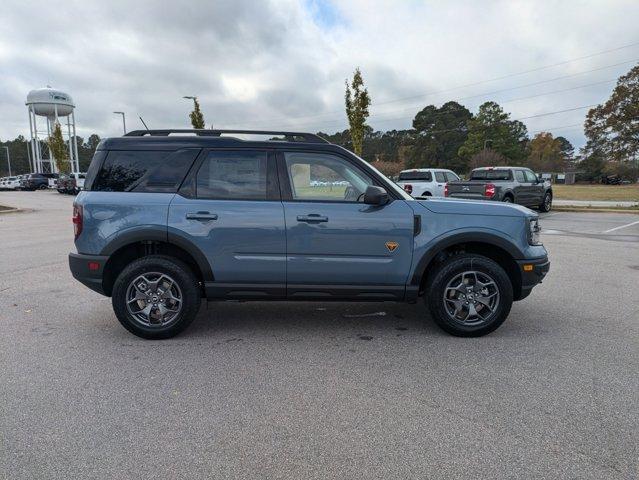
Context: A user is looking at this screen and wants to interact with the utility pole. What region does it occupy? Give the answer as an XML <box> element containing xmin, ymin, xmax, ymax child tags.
<box><xmin>3</xmin><ymin>146</ymin><xmax>11</xmax><ymax>176</ymax></box>
<box><xmin>113</xmin><ymin>111</ymin><xmax>126</xmax><ymax>134</ymax></box>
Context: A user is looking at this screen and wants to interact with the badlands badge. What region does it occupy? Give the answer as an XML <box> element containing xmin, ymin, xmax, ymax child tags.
<box><xmin>385</xmin><ymin>241</ymin><xmax>399</xmax><ymax>253</ymax></box>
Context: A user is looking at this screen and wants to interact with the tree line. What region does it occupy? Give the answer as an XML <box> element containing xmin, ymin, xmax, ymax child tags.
<box><xmin>339</xmin><ymin>64</ymin><xmax>639</xmax><ymax>181</ymax></box>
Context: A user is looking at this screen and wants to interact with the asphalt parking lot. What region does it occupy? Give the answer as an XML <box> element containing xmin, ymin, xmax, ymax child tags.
<box><xmin>1</xmin><ymin>190</ymin><xmax>638</xmax><ymax>479</ymax></box>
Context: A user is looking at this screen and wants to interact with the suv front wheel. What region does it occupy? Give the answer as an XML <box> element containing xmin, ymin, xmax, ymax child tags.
<box><xmin>112</xmin><ymin>255</ymin><xmax>201</xmax><ymax>339</ymax></box>
<box><xmin>426</xmin><ymin>254</ymin><xmax>513</xmax><ymax>337</ymax></box>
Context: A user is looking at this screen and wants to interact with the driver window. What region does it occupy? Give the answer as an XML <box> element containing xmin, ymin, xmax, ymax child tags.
<box><xmin>284</xmin><ymin>152</ymin><xmax>373</xmax><ymax>202</ymax></box>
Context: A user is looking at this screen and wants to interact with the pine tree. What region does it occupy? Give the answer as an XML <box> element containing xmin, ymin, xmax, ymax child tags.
<box><xmin>345</xmin><ymin>68</ymin><xmax>371</xmax><ymax>157</ymax></box>
<box><xmin>189</xmin><ymin>98</ymin><xmax>206</xmax><ymax>129</ymax></box>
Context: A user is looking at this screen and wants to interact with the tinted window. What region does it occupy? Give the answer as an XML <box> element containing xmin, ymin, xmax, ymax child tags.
<box><xmin>515</xmin><ymin>170</ymin><xmax>526</xmax><ymax>182</ymax></box>
<box><xmin>92</xmin><ymin>151</ymin><xmax>169</xmax><ymax>191</ymax></box>
<box><xmin>435</xmin><ymin>172</ymin><xmax>446</xmax><ymax>182</ymax></box>
<box><xmin>470</xmin><ymin>169</ymin><xmax>512</xmax><ymax>181</ymax></box>
<box><xmin>90</xmin><ymin>150</ymin><xmax>197</xmax><ymax>192</ymax></box>
<box><xmin>444</xmin><ymin>171</ymin><xmax>460</xmax><ymax>182</ymax></box>
<box><xmin>284</xmin><ymin>152</ymin><xmax>373</xmax><ymax>202</ymax></box>
<box><xmin>83</xmin><ymin>150</ymin><xmax>106</xmax><ymax>190</ymax></box>
<box><xmin>398</xmin><ymin>171</ymin><xmax>432</xmax><ymax>181</ymax></box>
<box><xmin>196</xmin><ymin>150</ymin><xmax>268</xmax><ymax>200</ymax></box>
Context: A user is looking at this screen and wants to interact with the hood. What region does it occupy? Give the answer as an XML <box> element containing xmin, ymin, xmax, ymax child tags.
<box><xmin>416</xmin><ymin>197</ymin><xmax>534</xmax><ymax>217</ymax></box>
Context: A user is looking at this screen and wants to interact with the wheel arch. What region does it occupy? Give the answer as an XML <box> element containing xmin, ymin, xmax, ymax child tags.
<box><xmin>100</xmin><ymin>229</ymin><xmax>213</xmax><ymax>297</ymax></box>
<box><xmin>411</xmin><ymin>232</ymin><xmax>525</xmax><ymax>301</ymax></box>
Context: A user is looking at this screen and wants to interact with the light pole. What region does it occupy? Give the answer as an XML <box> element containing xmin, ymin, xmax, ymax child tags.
<box><xmin>3</xmin><ymin>146</ymin><xmax>10</xmax><ymax>176</ymax></box>
<box><xmin>113</xmin><ymin>111</ymin><xmax>126</xmax><ymax>134</ymax></box>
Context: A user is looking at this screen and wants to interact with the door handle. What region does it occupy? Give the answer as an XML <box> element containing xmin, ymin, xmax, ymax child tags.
<box><xmin>297</xmin><ymin>214</ymin><xmax>328</xmax><ymax>223</ymax></box>
<box><xmin>186</xmin><ymin>212</ymin><xmax>218</xmax><ymax>221</ymax></box>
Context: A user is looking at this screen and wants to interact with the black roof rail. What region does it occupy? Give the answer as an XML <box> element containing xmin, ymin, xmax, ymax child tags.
<box><xmin>124</xmin><ymin>129</ymin><xmax>329</xmax><ymax>144</ymax></box>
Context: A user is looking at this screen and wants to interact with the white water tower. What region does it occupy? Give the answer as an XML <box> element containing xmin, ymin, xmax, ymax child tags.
<box><xmin>26</xmin><ymin>87</ymin><xmax>80</xmax><ymax>173</ymax></box>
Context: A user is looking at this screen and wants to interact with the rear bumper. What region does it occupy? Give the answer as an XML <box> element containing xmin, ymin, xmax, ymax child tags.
<box><xmin>69</xmin><ymin>252</ymin><xmax>109</xmax><ymax>296</ymax></box>
<box><xmin>516</xmin><ymin>256</ymin><xmax>550</xmax><ymax>300</ymax></box>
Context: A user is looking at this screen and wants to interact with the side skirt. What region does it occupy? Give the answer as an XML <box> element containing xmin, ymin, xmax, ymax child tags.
<box><xmin>204</xmin><ymin>282</ymin><xmax>408</xmax><ymax>302</ymax></box>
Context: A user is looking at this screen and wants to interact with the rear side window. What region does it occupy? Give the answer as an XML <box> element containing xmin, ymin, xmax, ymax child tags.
<box><xmin>434</xmin><ymin>172</ymin><xmax>446</xmax><ymax>182</ymax></box>
<box><xmin>398</xmin><ymin>171</ymin><xmax>432</xmax><ymax>181</ymax></box>
<box><xmin>90</xmin><ymin>149</ymin><xmax>198</xmax><ymax>192</ymax></box>
<box><xmin>196</xmin><ymin>150</ymin><xmax>268</xmax><ymax>200</ymax></box>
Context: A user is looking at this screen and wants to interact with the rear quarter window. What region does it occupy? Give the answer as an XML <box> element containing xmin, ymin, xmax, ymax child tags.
<box><xmin>89</xmin><ymin>149</ymin><xmax>199</xmax><ymax>192</ymax></box>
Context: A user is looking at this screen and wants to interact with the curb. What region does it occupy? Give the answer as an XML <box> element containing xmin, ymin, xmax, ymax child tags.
<box><xmin>552</xmin><ymin>206</ymin><xmax>639</xmax><ymax>214</ymax></box>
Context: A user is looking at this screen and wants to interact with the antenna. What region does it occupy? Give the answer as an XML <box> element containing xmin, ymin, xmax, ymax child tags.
<box><xmin>139</xmin><ymin>116</ymin><xmax>150</xmax><ymax>132</ymax></box>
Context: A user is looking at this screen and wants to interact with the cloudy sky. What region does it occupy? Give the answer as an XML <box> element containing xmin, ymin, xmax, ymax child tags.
<box><xmin>1</xmin><ymin>0</ymin><xmax>638</xmax><ymax>150</ymax></box>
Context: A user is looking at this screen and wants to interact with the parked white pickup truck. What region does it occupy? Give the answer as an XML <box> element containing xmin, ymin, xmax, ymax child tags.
<box><xmin>396</xmin><ymin>168</ymin><xmax>461</xmax><ymax>197</ymax></box>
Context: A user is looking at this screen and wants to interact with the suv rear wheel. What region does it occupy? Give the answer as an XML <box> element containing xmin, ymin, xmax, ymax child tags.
<box><xmin>426</xmin><ymin>254</ymin><xmax>513</xmax><ymax>337</ymax></box>
<box><xmin>112</xmin><ymin>255</ymin><xmax>201</xmax><ymax>339</ymax></box>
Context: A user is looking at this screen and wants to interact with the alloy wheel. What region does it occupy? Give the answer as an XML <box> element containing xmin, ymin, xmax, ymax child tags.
<box><xmin>125</xmin><ymin>272</ymin><xmax>183</xmax><ymax>327</ymax></box>
<box><xmin>443</xmin><ymin>270</ymin><xmax>500</xmax><ymax>326</ymax></box>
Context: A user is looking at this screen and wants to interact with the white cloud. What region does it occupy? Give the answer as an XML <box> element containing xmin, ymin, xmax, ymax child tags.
<box><xmin>0</xmin><ymin>0</ymin><xmax>637</xmax><ymax>150</ymax></box>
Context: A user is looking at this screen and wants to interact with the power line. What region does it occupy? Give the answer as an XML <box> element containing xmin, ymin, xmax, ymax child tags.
<box><xmin>266</xmin><ymin>75</ymin><xmax>620</xmax><ymax>131</ymax></box>
<box><xmin>225</xmin><ymin>41</ymin><xmax>639</xmax><ymax>127</ymax></box>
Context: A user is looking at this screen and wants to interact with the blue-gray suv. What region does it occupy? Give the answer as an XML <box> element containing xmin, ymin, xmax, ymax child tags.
<box><xmin>69</xmin><ymin>129</ymin><xmax>549</xmax><ymax>339</ymax></box>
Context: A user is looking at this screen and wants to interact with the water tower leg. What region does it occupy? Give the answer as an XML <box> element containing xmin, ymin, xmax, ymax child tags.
<box><xmin>66</xmin><ymin>115</ymin><xmax>74</xmax><ymax>172</ymax></box>
<box><xmin>71</xmin><ymin>111</ymin><xmax>79</xmax><ymax>173</ymax></box>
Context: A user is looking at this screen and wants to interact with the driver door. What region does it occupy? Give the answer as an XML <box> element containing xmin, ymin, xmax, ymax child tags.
<box><xmin>277</xmin><ymin>151</ymin><xmax>414</xmax><ymax>299</ymax></box>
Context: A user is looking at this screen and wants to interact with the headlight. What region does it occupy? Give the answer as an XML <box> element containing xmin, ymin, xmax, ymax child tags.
<box><xmin>528</xmin><ymin>217</ymin><xmax>542</xmax><ymax>245</ymax></box>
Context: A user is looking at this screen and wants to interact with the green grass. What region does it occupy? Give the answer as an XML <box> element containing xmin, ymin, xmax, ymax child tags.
<box><xmin>552</xmin><ymin>184</ymin><xmax>639</xmax><ymax>202</ymax></box>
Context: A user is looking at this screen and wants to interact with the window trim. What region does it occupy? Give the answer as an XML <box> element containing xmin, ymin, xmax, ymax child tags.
<box><xmin>181</xmin><ymin>148</ymin><xmax>280</xmax><ymax>201</ymax></box>
<box><xmin>276</xmin><ymin>149</ymin><xmax>393</xmax><ymax>204</ymax></box>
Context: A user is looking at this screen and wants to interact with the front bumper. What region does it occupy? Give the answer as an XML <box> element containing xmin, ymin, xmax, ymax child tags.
<box><xmin>516</xmin><ymin>256</ymin><xmax>550</xmax><ymax>300</ymax></box>
<box><xmin>69</xmin><ymin>252</ymin><xmax>110</xmax><ymax>296</ymax></box>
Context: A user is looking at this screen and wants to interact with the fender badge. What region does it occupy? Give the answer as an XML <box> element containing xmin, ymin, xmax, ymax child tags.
<box><xmin>385</xmin><ymin>241</ymin><xmax>399</xmax><ymax>253</ymax></box>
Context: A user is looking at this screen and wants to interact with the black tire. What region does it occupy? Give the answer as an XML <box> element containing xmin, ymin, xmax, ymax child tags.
<box><xmin>539</xmin><ymin>192</ymin><xmax>552</xmax><ymax>212</ymax></box>
<box><xmin>111</xmin><ymin>255</ymin><xmax>201</xmax><ymax>339</ymax></box>
<box><xmin>38</xmin><ymin>184</ymin><xmax>47</xmax><ymax>190</ymax></box>
<box><xmin>425</xmin><ymin>254</ymin><xmax>513</xmax><ymax>337</ymax></box>
<box><xmin>421</xmin><ymin>191</ymin><xmax>432</xmax><ymax>196</ymax></box>
<box><xmin>502</xmin><ymin>195</ymin><xmax>513</xmax><ymax>203</ymax></box>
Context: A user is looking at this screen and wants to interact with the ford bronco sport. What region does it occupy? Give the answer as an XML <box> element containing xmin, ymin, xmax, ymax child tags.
<box><xmin>69</xmin><ymin>129</ymin><xmax>549</xmax><ymax>339</ymax></box>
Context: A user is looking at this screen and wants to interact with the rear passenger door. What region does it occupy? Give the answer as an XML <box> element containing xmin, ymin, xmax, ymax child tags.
<box><xmin>513</xmin><ymin>169</ymin><xmax>529</xmax><ymax>204</ymax></box>
<box><xmin>524</xmin><ymin>169</ymin><xmax>543</xmax><ymax>206</ymax></box>
<box><xmin>433</xmin><ymin>171</ymin><xmax>447</xmax><ymax>196</ymax></box>
<box><xmin>168</xmin><ymin>149</ymin><xmax>286</xmax><ymax>298</ymax></box>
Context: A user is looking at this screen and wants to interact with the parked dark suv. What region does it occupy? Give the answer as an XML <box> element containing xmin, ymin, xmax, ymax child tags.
<box><xmin>21</xmin><ymin>173</ymin><xmax>59</xmax><ymax>191</ymax></box>
<box><xmin>69</xmin><ymin>129</ymin><xmax>549</xmax><ymax>339</ymax></box>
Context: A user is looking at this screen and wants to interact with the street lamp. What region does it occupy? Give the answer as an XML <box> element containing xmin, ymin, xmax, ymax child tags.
<box><xmin>2</xmin><ymin>146</ymin><xmax>11</xmax><ymax>176</ymax></box>
<box><xmin>113</xmin><ymin>111</ymin><xmax>126</xmax><ymax>134</ymax></box>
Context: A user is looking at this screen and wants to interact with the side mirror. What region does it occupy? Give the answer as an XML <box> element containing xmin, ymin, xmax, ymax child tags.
<box><xmin>364</xmin><ymin>185</ymin><xmax>389</xmax><ymax>205</ymax></box>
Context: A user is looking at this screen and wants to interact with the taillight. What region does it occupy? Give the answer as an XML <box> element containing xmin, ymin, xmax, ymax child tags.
<box><xmin>404</xmin><ymin>184</ymin><xmax>413</xmax><ymax>194</ymax></box>
<box><xmin>485</xmin><ymin>183</ymin><xmax>496</xmax><ymax>198</ymax></box>
<box><xmin>444</xmin><ymin>183</ymin><xmax>449</xmax><ymax>197</ymax></box>
<box><xmin>72</xmin><ymin>203</ymin><xmax>83</xmax><ymax>239</ymax></box>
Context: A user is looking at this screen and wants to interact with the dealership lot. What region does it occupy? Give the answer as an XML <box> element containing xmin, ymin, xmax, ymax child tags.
<box><xmin>1</xmin><ymin>191</ymin><xmax>637</xmax><ymax>479</ymax></box>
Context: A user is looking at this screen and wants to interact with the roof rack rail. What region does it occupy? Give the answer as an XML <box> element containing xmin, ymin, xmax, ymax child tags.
<box><xmin>124</xmin><ymin>129</ymin><xmax>328</xmax><ymax>144</ymax></box>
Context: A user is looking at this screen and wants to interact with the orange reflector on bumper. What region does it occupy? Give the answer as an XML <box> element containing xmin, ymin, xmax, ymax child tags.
<box><xmin>523</xmin><ymin>264</ymin><xmax>534</xmax><ymax>272</ymax></box>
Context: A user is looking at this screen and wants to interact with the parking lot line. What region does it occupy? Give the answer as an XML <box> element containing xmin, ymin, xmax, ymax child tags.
<box><xmin>602</xmin><ymin>219</ymin><xmax>639</xmax><ymax>233</ymax></box>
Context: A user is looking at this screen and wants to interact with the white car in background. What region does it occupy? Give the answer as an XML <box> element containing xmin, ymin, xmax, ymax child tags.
<box><xmin>3</xmin><ymin>176</ymin><xmax>21</xmax><ymax>190</ymax></box>
<box><xmin>396</xmin><ymin>168</ymin><xmax>461</xmax><ymax>197</ymax></box>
